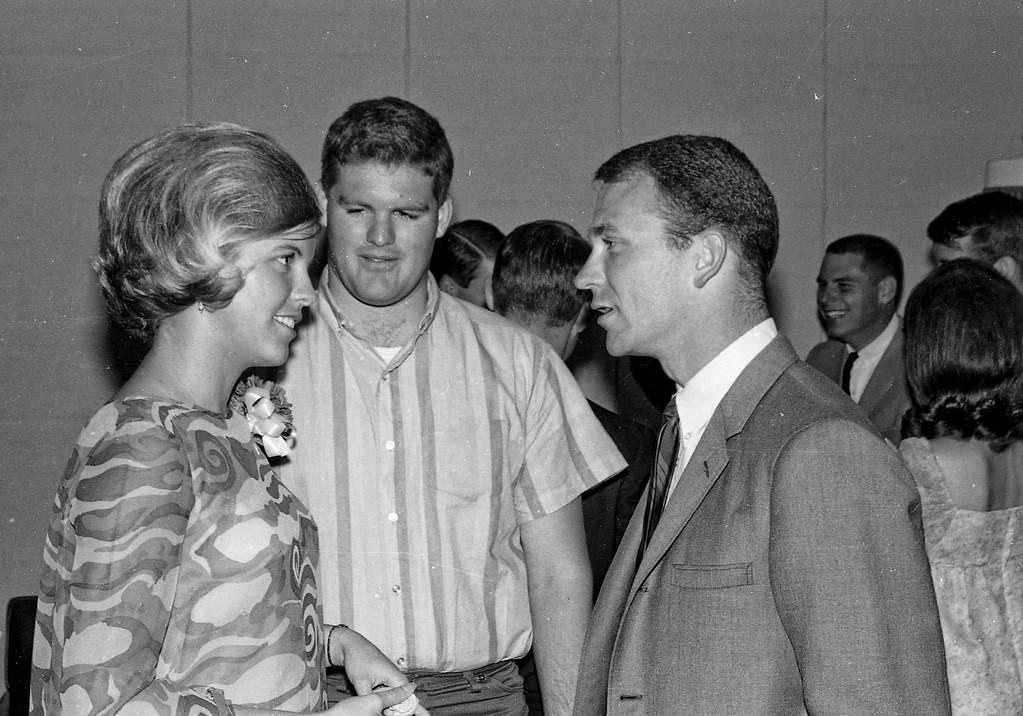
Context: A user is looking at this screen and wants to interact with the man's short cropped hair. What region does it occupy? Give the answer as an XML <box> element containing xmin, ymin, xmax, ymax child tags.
<box><xmin>594</xmin><ymin>135</ymin><xmax>779</xmax><ymax>294</ymax></box>
<box><xmin>825</xmin><ymin>233</ymin><xmax>905</xmax><ymax>306</ymax></box>
<box><xmin>431</xmin><ymin>219</ymin><xmax>504</xmax><ymax>288</ymax></box>
<box><xmin>320</xmin><ymin>96</ymin><xmax>454</xmax><ymax>203</ymax></box>
<box><xmin>927</xmin><ymin>191</ymin><xmax>1023</xmax><ymax>266</ymax></box>
<box><xmin>95</xmin><ymin>122</ymin><xmax>321</xmax><ymax>339</ymax></box>
<box><xmin>491</xmin><ymin>220</ymin><xmax>590</xmax><ymax>326</ymax></box>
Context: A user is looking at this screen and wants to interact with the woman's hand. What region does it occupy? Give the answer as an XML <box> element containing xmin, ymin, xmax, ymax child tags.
<box><xmin>329</xmin><ymin>625</ymin><xmax>410</xmax><ymax>695</ymax></box>
<box><xmin>325</xmin><ymin>683</ymin><xmax>430</xmax><ymax>715</ymax></box>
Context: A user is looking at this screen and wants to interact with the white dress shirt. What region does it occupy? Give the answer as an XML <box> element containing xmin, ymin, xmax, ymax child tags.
<box><xmin>847</xmin><ymin>314</ymin><xmax>899</xmax><ymax>403</ymax></box>
<box><xmin>667</xmin><ymin>318</ymin><xmax>778</xmax><ymax>498</ymax></box>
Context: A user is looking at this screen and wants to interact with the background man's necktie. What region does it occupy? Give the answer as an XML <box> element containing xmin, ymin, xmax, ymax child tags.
<box><xmin>639</xmin><ymin>401</ymin><xmax>680</xmax><ymax>563</ymax></box>
<box><xmin>841</xmin><ymin>351</ymin><xmax>859</xmax><ymax>394</ymax></box>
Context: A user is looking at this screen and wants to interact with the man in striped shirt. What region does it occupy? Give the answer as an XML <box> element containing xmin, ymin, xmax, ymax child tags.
<box><xmin>277</xmin><ymin>97</ymin><xmax>625</xmax><ymax>716</ymax></box>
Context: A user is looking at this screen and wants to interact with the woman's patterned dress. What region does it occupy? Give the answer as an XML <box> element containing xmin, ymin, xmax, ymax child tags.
<box><xmin>31</xmin><ymin>397</ymin><xmax>326</xmax><ymax>714</ymax></box>
<box><xmin>901</xmin><ymin>437</ymin><xmax>1023</xmax><ymax>715</ymax></box>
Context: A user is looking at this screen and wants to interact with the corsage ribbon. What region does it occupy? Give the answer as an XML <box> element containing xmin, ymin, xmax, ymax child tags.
<box><xmin>243</xmin><ymin>387</ymin><xmax>294</xmax><ymax>457</ymax></box>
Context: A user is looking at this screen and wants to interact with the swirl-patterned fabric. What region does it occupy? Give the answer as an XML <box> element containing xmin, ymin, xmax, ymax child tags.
<box><xmin>31</xmin><ymin>397</ymin><xmax>325</xmax><ymax>714</ymax></box>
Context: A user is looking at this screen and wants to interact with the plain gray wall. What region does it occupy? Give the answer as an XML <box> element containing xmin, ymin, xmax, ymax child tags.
<box><xmin>2</xmin><ymin>0</ymin><xmax>1021</xmax><ymax>683</ymax></box>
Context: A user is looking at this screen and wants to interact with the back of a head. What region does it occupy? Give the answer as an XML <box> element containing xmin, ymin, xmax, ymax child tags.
<box><xmin>826</xmin><ymin>233</ymin><xmax>905</xmax><ymax>306</ymax></box>
<box><xmin>431</xmin><ymin>219</ymin><xmax>505</xmax><ymax>287</ymax></box>
<box><xmin>903</xmin><ymin>258</ymin><xmax>1023</xmax><ymax>447</ymax></box>
<box><xmin>491</xmin><ymin>220</ymin><xmax>590</xmax><ymax>326</ymax></box>
<box><xmin>594</xmin><ymin>134</ymin><xmax>779</xmax><ymax>297</ymax></box>
<box><xmin>320</xmin><ymin>96</ymin><xmax>454</xmax><ymax>203</ymax></box>
<box><xmin>927</xmin><ymin>191</ymin><xmax>1023</xmax><ymax>265</ymax></box>
<box><xmin>96</xmin><ymin>122</ymin><xmax>320</xmax><ymax>339</ymax></box>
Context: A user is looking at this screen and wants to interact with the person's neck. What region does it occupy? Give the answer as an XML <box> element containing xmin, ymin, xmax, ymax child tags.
<box><xmin>116</xmin><ymin>327</ymin><xmax>240</xmax><ymax>414</ymax></box>
<box><xmin>661</xmin><ymin>308</ymin><xmax>768</xmax><ymax>387</ymax></box>
<box><xmin>507</xmin><ymin>312</ymin><xmax>575</xmax><ymax>360</ymax></box>
<box><xmin>845</xmin><ymin>312</ymin><xmax>895</xmax><ymax>352</ymax></box>
<box><xmin>326</xmin><ymin>269</ymin><xmax>430</xmax><ymax>347</ymax></box>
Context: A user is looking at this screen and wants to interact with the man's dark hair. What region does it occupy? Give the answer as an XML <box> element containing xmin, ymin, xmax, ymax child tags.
<box><xmin>320</xmin><ymin>96</ymin><xmax>454</xmax><ymax>202</ymax></box>
<box><xmin>927</xmin><ymin>191</ymin><xmax>1023</xmax><ymax>266</ymax></box>
<box><xmin>825</xmin><ymin>233</ymin><xmax>905</xmax><ymax>307</ymax></box>
<box><xmin>491</xmin><ymin>220</ymin><xmax>590</xmax><ymax>326</ymax></box>
<box><xmin>431</xmin><ymin>219</ymin><xmax>504</xmax><ymax>288</ymax></box>
<box><xmin>594</xmin><ymin>135</ymin><xmax>779</xmax><ymax>300</ymax></box>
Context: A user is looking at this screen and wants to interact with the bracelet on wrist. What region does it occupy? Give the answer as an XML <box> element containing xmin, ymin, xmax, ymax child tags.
<box><xmin>326</xmin><ymin>623</ymin><xmax>350</xmax><ymax>668</ymax></box>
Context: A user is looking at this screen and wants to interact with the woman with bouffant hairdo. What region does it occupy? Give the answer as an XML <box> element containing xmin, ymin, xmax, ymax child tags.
<box><xmin>32</xmin><ymin>124</ymin><xmax>424</xmax><ymax>716</ymax></box>
<box><xmin>901</xmin><ymin>257</ymin><xmax>1023</xmax><ymax>714</ymax></box>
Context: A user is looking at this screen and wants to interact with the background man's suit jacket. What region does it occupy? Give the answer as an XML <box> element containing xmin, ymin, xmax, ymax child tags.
<box><xmin>805</xmin><ymin>328</ymin><xmax>911</xmax><ymax>445</ymax></box>
<box><xmin>574</xmin><ymin>337</ymin><xmax>950</xmax><ymax>715</ymax></box>
<box><xmin>584</xmin><ymin>401</ymin><xmax>656</xmax><ymax>598</ymax></box>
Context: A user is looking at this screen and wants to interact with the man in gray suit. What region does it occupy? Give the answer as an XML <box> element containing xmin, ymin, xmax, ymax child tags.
<box><xmin>807</xmin><ymin>234</ymin><xmax>910</xmax><ymax>444</ymax></box>
<box><xmin>572</xmin><ymin>135</ymin><xmax>950</xmax><ymax>715</ymax></box>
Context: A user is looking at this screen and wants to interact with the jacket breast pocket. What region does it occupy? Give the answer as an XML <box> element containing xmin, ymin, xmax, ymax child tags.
<box><xmin>670</xmin><ymin>562</ymin><xmax>753</xmax><ymax>589</ymax></box>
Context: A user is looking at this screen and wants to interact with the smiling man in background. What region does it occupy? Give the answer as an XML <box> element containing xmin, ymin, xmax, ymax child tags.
<box><xmin>807</xmin><ymin>233</ymin><xmax>909</xmax><ymax>444</ymax></box>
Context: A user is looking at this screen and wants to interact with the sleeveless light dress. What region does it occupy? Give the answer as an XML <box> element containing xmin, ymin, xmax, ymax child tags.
<box><xmin>901</xmin><ymin>437</ymin><xmax>1023</xmax><ymax>715</ymax></box>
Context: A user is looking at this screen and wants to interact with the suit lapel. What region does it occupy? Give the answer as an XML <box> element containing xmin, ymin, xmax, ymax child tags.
<box><xmin>632</xmin><ymin>413</ymin><xmax>729</xmax><ymax>584</ymax></box>
<box><xmin>858</xmin><ymin>327</ymin><xmax>902</xmax><ymax>414</ymax></box>
<box><xmin>627</xmin><ymin>336</ymin><xmax>798</xmax><ymax>597</ymax></box>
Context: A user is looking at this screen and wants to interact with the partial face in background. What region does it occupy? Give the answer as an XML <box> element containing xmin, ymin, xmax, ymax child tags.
<box><xmin>440</xmin><ymin>256</ymin><xmax>494</xmax><ymax>307</ymax></box>
<box><xmin>323</xmin><ymin>161</ymin><xmax>451</xmax><ymax>308</ymax></box>
<box><xmin>815</xmin><ymin>251</ymin><xmax>894</xmax><ymax>350</ymax></box>
<box><xmin>575</xmin><ymin>173</ymin><xmax>693</xmax><ymax>363</ymax></box>
<box><xmin>930</xmin><ymin>235</ymin><xmax>973</xmax><ymax>266</ymax></box>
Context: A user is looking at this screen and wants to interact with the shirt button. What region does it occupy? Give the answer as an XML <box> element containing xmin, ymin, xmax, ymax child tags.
<box><xmin>397</xmin><ymin>657</ymin><xmax>406</xmax><ymax>666</ymax></box>
<box><xmin>385</xmin><ymin>440</ymin><xmax>396</xmax><ymax>450</ymax></box>
<box><xmin>392</xmin><ymin>584</ymin><xmax>401</xmax><ymax>594</ymax></box>
<box><xmin>388</xmin><ymin>512</ymin><xmax>398</xmax><ymax>522</ymax></box>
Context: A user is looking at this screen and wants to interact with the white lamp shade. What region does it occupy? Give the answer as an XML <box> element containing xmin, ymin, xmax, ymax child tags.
<box><xmin>984</xmin><ymin>157</ymin><xmax>1023</xmax><ymax>200</ymax></box>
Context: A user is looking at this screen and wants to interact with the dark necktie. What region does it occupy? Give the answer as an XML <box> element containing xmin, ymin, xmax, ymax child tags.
<box><xmin>639</xmin><ymin>401</ymin><xmax>680</xmax><ymax>563</ymax></box>
<box><xmin>841</xmin><ymin>350</ymin><xmax>859</xmax><ymax>394</ymax></box>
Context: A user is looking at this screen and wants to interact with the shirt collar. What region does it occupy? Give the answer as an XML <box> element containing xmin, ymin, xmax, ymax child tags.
<box><xmin>319</xmin><ymin>269</ymin><xmax>439</xmax><ymax>373</ymax></box>
<box><xmin>320</xmin><ymin>268</ymin><xmax>439</xmax><ymax>339</ymax></box>
<box><xmin>849</xmin><ymin>314</ymin><xmax>899</xmax><ymax>361</ymax></box>
<box><xmin>674</xmin><ymin>318</ymin><xmax>778</xmax><ymax>434</ymax></box>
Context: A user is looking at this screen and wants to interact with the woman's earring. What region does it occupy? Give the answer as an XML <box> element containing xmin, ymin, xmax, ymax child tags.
<box><xmin>197</xmin><ymin>302</ymin><xmax>207</xmax><ymax>313</ymax></box>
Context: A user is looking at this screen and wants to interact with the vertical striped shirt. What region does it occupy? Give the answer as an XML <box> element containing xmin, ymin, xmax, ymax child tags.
<box><xmin>277</xmin><ymin>273</ymin><xmax>625</xmax><ymax>672</ymax></box>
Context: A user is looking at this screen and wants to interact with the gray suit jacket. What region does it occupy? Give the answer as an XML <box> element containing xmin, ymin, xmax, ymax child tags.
<box><xmin>574</xmin><ymin>337</ymin><xmax>949</xmax><ymax>716</ymax></box>
<box><xmin>806</xmin><ymin>328</ymin><xmax>911</xmax><ymax>445</ymax></box>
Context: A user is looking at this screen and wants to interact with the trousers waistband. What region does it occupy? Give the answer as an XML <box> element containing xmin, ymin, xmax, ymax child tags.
<box><xmin>404</xmin><ymin>659</ymin><xmax>514</xmax><ymax>682</ymax></box>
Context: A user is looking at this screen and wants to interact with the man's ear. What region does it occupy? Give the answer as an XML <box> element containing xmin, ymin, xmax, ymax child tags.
<box><xmin>484</xmin><ymin>279</ymin><xmax>495</xmax><ymax>311</ymax></box>
<box><xmin>438</xmin><ymin>275</ymin><xmax>461</xmax><ymax>297</ymax></box>
<box><xmin>877</xmin><ymin>275</ymin><xmax>898</xmax><ymax>306</ymax></box>
<box><xmin>994</xmin><ymin>255</ymin><xmax>1020</xmax><ymax>285</ymax></box>
<box><xmin>436</xmin><ymin>197</ymin><xmax>453</xmax><ymax>237</ymax></box>
<box><xmin>316</xmin><ymin>182</ymin><xmax>329</xmax><ymax>217</ymax></box>
<box><xmin>692</xmin><ymin>229</ymin><xmax>728</xmax><ymax>289</ymax></box>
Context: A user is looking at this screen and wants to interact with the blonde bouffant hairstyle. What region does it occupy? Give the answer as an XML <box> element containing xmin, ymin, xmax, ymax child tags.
<box><xmin>95</xmin><ymin>122</ymin><xmax>320</xmax><ymax>339</ymax></box>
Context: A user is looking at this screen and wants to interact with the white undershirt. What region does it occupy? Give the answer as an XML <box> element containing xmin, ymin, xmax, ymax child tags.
<box><xmin>373</xmin><ymin>345</ymin><xmax>402</xmax><ymax>363</ymax></box>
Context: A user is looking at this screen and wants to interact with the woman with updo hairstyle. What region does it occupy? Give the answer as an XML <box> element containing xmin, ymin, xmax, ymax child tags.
<box><xmin>901</xmin><ymin>257</ymin><xmax>1023</xmax><ymax>714</ymax></box>
<box><xmin>32</xmin><ymin>124</ymin><xmax>424</xmax><ymax>716</ymax></box>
